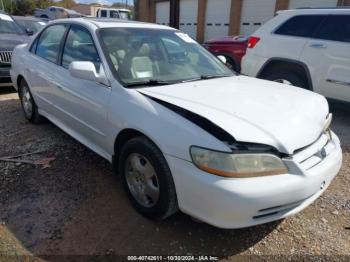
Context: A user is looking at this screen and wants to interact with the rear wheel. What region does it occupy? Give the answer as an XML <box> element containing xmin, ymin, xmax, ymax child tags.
<box><xmin>119</xmin><ymin>137</ymin><xmax>178</xmax><ymax>220</ymax></box>
<box><xmin>18</xmin><ymin>79</ymin><xmax>44</xmax><ymax>124</ymax></box>
<box><xmin>264</xmin><ymin>71</ymin><xmax>308</xmax><ymax>89</ymax></box>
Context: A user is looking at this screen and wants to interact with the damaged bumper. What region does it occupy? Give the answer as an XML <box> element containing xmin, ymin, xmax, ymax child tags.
<box><xmin>166</xmin><ymin>132</ymin><xmax>342</xmax><ymax>229</ymax></box>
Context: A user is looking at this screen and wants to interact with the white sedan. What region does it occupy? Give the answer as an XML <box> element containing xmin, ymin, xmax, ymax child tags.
<box><xmin>10</xmin><ymin>18</ymin><xmax>342</xmax><ymax>229</ymax></box>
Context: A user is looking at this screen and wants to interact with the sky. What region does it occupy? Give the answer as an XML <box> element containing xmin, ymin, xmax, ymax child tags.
<box><xmin>76</xmin><ymin>0</ymin><xmax>134</xmax><ymax>5</ymax></box>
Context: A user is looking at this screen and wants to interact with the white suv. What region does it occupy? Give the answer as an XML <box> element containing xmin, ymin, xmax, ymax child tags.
<box><xmin>242</xmin><ymin>8</ymin><xmax>350</xmax><ymax>102</ymax></box>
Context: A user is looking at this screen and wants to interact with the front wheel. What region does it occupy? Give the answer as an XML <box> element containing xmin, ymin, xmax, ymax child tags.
<box><xmin>119</xmin><ymin>137</ymin><xmax>178</xmax><ymax>220</ymax></box>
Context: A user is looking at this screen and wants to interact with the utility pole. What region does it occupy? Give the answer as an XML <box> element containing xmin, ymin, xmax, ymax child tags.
<box><xmin>169</xmin><ymin>0</ymin><xmax>179</xmax><ymax>29</ymax></box>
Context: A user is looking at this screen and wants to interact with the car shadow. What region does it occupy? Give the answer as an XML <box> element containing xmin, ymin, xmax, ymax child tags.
<box><xmin>0</xmin><ymin>97</ymin><xmax>348</xmax><ymax>259</ymax></box>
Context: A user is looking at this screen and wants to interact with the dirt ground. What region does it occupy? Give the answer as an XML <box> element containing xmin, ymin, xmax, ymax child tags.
<box><xmin>0</xmin><ymin>86</ymin><xmax>349</xmax><ymax>261</ymax></box>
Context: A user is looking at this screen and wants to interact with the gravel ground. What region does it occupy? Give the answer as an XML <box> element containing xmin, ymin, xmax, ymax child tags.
<box><xmin>0</xmin><ymin>87</ymin><xmax>349</xmax><ymax>261</ymax></box>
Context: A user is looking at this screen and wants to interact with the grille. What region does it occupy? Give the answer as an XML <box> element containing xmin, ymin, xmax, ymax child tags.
<box><xmin>293</xmin><ymin>132</ymin><xmax>333</xmax><ymax>171</ymax></box>
<box><xmin>0</xmin><ymin>51</ymin><xmax>12</xmax><ymax>64</ymax></box>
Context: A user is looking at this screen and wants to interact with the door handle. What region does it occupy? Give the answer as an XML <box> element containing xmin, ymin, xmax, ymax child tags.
<box><xmin>309</xmin><ymin>43</ymin><xmax>327</xmax><ymax>48</ymax></box>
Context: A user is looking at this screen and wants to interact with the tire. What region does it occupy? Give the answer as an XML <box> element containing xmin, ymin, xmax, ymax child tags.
<box><xmin>18</xmin><ymin>79</ymin><xmax>45</xmax><ymax>124</ymax></box>
<box><xmin>264</xmin><ymin>71</ymin><xmax>308</xmax><ymax>89</ymax></box>
<box><xmin>118</xmin><ymin>136</ymin><xmax>178</xmax><ymax>220</ymax></box>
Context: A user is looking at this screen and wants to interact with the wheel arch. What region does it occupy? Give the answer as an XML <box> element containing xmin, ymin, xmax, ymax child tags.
<box><xmin>112</xmin><ymin>128</ymin><xmax>163</xmax><ymax>171</ymax></box>
<box><xmin>17</xmin><ymin>74</ymin><xmax>25</xmax><ymax>89</ymax></box>
<box><xmin>257</xmin><ymin>58</ymin><xmax>313</xmax><ymax>91</ymax></box>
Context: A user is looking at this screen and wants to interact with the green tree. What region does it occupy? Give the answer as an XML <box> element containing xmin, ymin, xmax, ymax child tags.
<box><xmin>56</xmin><ymin>0</ymin><xmax>76</xmax><ymax>9</ymax></box>
<box><xmin>14</xmin><ymin>0</ymin><xmax>36</xmax><ymax>15</ymax></box>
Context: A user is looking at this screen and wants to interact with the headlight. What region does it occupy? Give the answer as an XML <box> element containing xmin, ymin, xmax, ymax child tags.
<box><xmin>190</xmin><ymin>146</ymin><xmax>288</xmax><ymax>178</ymax></box>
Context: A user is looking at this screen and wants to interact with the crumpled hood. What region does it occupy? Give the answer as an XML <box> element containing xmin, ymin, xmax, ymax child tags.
<box><xmin>138</xmin><ymin>76</ymin><xmax>329</xmax><ymax>154</ymax></box>
<box><xmin>0</xmin><ymin>34</ymin><xmax>29</xmax><ymax>51</ymax></box>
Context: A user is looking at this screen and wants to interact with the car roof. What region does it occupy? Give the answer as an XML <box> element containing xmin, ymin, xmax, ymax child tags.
<box><xmin>50</xmin><ymin>17</ymin><xmax>175</xmax><ymax>31</ymax></box>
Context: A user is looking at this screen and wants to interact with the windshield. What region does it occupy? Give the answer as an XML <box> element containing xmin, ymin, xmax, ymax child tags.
<box><xmin>99</xmin><ymin>28</ymin><xmax>233</xmax><ymax>87</ymax></box>
<box><xmin>0</xmin><ymin>15</ymin><xmax>24</xmax><ymax>34</ymax></box>
<box><xmin>15</xmin><ymin>19</ymin><xmax>46</xmax><ymax>33</ymax></box>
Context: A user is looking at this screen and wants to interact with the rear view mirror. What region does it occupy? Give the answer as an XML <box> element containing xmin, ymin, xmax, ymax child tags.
<box><xmin>69</xmin><ymin>61</ymin><xmax>109</xmax><ymax>86</ymax></box>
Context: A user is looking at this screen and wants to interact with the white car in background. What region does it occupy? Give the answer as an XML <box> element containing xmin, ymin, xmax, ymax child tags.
<box><xmin>242</xmin><ymin>8</ymin><xmax>350</xmax><ymax>103</ymax></box>
<box><xmin>10</xmin><ymin>18</ymin><xmax>342</xmax><ymax>229</ymax></box>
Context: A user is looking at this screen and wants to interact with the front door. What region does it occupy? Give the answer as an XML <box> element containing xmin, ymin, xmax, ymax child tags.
<box><xmin>53</xmin><ymin>25</ymin><xmax>111</xmax><ymax>158</ymax></box>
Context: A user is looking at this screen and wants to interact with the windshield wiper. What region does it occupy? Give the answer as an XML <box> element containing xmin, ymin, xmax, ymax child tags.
<box><xmin>181</xmin><ymin>74</ymin><xmax>232</xmax><ymax>83</ymax></box>
<box><xmin>124</xmin><ymin>79</ymin><xmax>175</xmax><ymax>88</ymax></box>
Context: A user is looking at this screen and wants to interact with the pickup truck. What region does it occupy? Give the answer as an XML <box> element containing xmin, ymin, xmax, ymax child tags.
<box><xmin>34</xmin><ymin>6</ymin><xmax>83</xmax><ymax>20</ymax></box>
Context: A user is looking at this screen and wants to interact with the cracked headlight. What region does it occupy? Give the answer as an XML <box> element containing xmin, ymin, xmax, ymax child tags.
<box><xmin>190</xmin><ymin>146</ymin><xmax>288</xmax><ymax>178</ymax></box>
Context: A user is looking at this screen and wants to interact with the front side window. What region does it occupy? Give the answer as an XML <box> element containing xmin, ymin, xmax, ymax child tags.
<box><xmin>0</xmin><ymin>14</ymin><xmax>24</xmax><ymax>34</ymax></box>
<box><xmin>275</xmin><ymin>15</ymin><xmax>326</xmax><ymax>38</ymax></box>
<box><xmin>314</xmin><ymin>15</ymin><xmax>350</xmax><ymax>43</ymax></box>
<box><xmin>62</xmin><ymin>26</ymin><xmax>100</xmax><ymax>70</ymax></box>
<box><xmin>99</xmin><ymin>28</ymin><xmax>233</xmax><ymax>86</ymax></box>
<box><xmin>36</xmin><ymin>24</ymin><xmax>67</xmax><ymax>63</ymax></box>
<box><xmin>15</xmin><ymin>19</ymin><xmax>47</xmax><ymax>33</ymax></box>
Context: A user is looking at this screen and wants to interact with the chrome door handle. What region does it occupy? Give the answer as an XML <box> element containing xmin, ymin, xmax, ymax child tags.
<box><xmin>309</xmin><ymin>43</ymin><xmax>327</xmax><ymax>48</ymax></box>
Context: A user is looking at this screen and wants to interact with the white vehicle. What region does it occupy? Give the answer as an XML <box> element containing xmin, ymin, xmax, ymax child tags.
<box><xmin>242</xmin><ymin>8</ymin><xmax>350</xmax><ymax>103</ymax></box>
<box><xmin>11</xmin><ymin>18</ymin><xmax>342</xmax><ymax>229</ymax></box>
<box><xmin>96</xmin><ymin>8</ymin><xmax>131</xmax><ymax>20</ymax></box>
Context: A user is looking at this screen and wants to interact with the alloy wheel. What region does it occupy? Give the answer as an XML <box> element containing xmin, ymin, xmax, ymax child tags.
<box><xmin>125</xmin><ymin>153</ymin><xmax>160</xmax><ymax>208</ymax></box>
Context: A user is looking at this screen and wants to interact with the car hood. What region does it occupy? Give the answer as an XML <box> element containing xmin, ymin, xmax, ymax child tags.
<box><xmin>0</xmin><ymin>33</ymin><xmax>29</xmax><ymax>51</ymax></box>
<box><xmin>138</xmin><ymin>76</ymin><xmax>329</xmax><ymax>154</ymax></box>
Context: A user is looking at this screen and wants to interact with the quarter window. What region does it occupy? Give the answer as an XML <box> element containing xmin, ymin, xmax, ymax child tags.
<box><xmin>314</xmin><ymin>15</ymin><xmax>350</xmax><ymax>43</ymax></box>
<box><xmin>36</xmin><ymin>24</ymin><xmax>67</xmax><ymax>63</ymax></box>
<box><xmin>62</xmin><ymin>26</ymin><xmax>101</xmax><ymax>70</ymax></box>
<box><xmin>275</xmin><ymin>15</ymin><xmax>326</xmax><ymax>38</ymax></box>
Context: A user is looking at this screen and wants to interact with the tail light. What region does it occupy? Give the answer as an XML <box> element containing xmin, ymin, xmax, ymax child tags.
<box><xmin>247</xmin><ymin>36</ymin><xmax>260</xmax><ymax>49</ymax></box>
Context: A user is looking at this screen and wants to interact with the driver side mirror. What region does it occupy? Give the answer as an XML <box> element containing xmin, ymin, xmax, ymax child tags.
<box><xmin>25</xmin><ymin>28</ymin><xmax>34</xmax><ymax>36</ymax></box>
<box><xmin>69</xmin><ymin>61</ymin><xmax>110</xmax><ymax>86</ymax></box>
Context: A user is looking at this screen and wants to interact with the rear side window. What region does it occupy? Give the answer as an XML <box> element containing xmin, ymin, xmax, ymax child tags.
<box><xmin>314</xmin><ymin>15</ymin><xmax>350</xmax><ymax>43</ymax></box>
<box><xmin>36</xmin><ymin>24</ymin><xmax>67</xmax><ymax>63</ymax></box>
<box><xmin>275</xmin><ymin>15</ymin><xmax>326</xmax><ymax>37</ymax></box>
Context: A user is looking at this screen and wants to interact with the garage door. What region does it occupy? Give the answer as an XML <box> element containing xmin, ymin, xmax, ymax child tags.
<box><xmin>289</xmin><ymin>0</ymin><xmax>338</xmax><ymax>9</ymax></box>
<box><xmin>179</xmin><ymin>0</ymin><xmax>198</xmax><ymax>39</ymax></box>
<box><xmin>156</xmin><ymin>1</ymin><xmax>170</xmax><ymax>26</ymax></box>
<box><xmin>204</xmin><ymin>0</ymin><xmax>231</xmax><ymax>41</ymax></box>
<box><xmin>240</xmin><ymin>0</ymin><xmax>276</xmax><ymax>36</ymax></box>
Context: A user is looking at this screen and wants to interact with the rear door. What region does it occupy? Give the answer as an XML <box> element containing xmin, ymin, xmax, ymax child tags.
<box><xmin>27</xmin><ymin>24</ymin><xmax>68</xmax><ymax>115</ymax></box>
<box><xmin>301</xmin><ymin>15</ymin><xmax>350</xmax><ymax>101</ymax></box>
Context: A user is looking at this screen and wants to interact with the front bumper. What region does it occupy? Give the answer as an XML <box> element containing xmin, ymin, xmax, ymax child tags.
<box><xmin>0</xmin><ymin>66</ymin><xmax>12</xmax><ymax>87</ymax></box>
<box><xmin>166</xmin><ymin>132</ymin><xmax>342</xmax><ymax>229</ymax></box>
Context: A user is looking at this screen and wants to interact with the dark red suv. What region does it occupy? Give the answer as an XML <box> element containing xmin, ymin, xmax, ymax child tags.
<box><xmin>203</xmin><ymin>36</ymin><xmax>248</xmax><ymax>73</ymax></box>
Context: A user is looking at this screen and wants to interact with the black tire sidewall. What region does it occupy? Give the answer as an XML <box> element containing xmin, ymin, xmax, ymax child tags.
<box><xmin>119</xmin><ymin>137</ymin><xmax>177</xmax><ymax>219</ymax></box>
